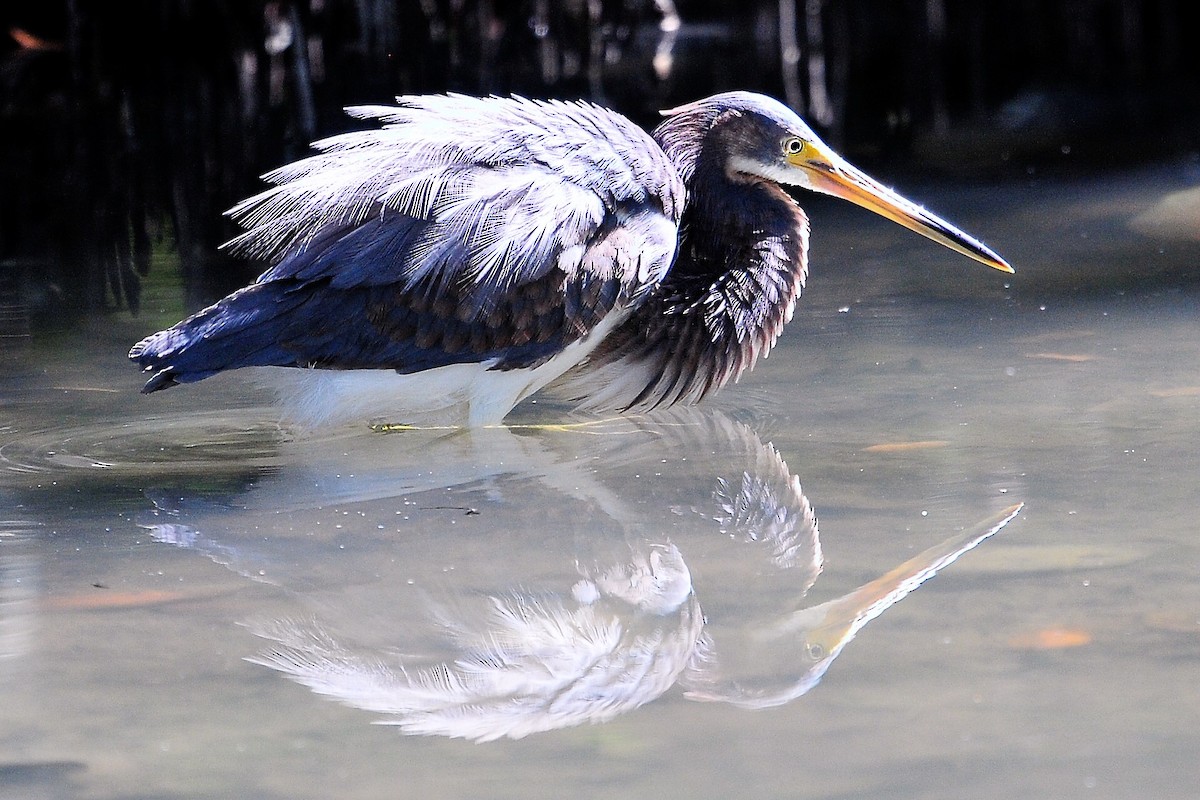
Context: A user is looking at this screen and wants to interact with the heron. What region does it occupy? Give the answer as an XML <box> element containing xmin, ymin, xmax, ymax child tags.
<box><xmin>130</xmin><ymin>91</ymin><xmax>1011</xmax><ymax>427</ymax></box>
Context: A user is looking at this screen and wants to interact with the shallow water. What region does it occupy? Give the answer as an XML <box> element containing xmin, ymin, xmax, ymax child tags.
<box><xmin>2</xmin><ymin>168</ymin><xmax>1200</xmax><ymax>799</ymax></box>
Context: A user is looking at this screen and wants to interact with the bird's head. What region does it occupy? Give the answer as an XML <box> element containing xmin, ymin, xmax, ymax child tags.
<box><xmin>658</xmin><ymin>91</ymin><xmax>1012</xmax><ymax>273</ymax></box>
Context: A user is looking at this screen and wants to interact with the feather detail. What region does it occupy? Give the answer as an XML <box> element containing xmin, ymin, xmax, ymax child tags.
<box><xmin>130</xmin><ymin>95</ymin><xmax>684</xmax><ymax>421</ymax></box>
<box><xmin>555</xmin><ymin>180</ymin><xmax>810</xmax><ymax>412</ymax></box>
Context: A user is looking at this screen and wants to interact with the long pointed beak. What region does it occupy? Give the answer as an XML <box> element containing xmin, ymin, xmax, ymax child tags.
<box><xmin>787</xmin><ymin>146</ymin><xmax>1013</xmax><ymax>273</ymax></box>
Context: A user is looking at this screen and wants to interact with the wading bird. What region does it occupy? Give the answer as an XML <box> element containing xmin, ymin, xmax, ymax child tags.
<box><xmin>130</xmin><ymin>92</ymin><xmax>1010</xmax><ymax>426</ymax></box>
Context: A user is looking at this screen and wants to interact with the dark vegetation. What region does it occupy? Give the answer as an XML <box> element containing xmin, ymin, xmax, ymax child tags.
<box><xmin>2</xmin><ymin>0</ymin><xmax>1198</xmax><ymax>330</ymax></box>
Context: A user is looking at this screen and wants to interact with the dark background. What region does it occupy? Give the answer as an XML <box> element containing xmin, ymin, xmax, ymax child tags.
<box><xmin>2</xmin><ymin>0</ymin><xmax>1198</xmax><ymax>327</ymax></box>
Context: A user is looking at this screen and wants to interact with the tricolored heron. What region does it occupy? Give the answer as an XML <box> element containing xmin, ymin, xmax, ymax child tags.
<box><xmin>130</xmin><ymin>92</ymin><xmax>1011</xmax><ymax>426</ymax></box>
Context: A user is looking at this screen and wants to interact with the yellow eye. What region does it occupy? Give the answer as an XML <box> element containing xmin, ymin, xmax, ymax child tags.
<box><xmin>783</xmin><ymin>137</ymin><xmax>805</xmax><ymax>156</ymax></box>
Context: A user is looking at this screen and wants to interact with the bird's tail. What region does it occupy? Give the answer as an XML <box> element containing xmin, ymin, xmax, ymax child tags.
<box><xmin>129</xmin><ymin>282</ymin><xmax>308</xmax><ymax>393</ymax></box>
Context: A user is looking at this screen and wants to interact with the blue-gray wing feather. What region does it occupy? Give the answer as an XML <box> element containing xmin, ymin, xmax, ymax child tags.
<box><xmin>130</xmin><ymin>95</ymin><xmax>683</xmax><ymax>390</ymax></box>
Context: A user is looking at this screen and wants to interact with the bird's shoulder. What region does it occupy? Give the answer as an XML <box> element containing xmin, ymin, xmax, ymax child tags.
<box><xmin>162</xmin><ymin>95</ymin><xmax>688</xmax><ymax>383</ymax></box>
<box><xmin>225</xmin><ymin>95</ymin><xmax>684</xmax><ymax>269</ymax></box>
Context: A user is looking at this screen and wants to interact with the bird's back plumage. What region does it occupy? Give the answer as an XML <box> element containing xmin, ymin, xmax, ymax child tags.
<box><xmin>130</xmin><ymin>95</ymin><xmax>683</xmax><ymax>424</ymax></box>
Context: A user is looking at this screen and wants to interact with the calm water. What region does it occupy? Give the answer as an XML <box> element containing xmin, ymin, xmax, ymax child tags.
<box><xmin>2</xmin><ymin>165</ymin><xmax>1199</xmax><ymax>799</ymax></box>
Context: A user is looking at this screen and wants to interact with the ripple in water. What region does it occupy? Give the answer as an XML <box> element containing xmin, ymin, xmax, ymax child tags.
<box><xmin>0</xmin><ymin>410</ymin><xmax>289</xmax><ymax>480</ymax></box>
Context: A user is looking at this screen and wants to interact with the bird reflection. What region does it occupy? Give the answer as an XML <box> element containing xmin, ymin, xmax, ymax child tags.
<box><xmin>704</xmin><ymin>441</ymin><xmax>821</xmax><ymax>573</ymax></box>
<box><xmin>248</xmin><ymin>542</ymin><xmax>702</xmax><ymax>741</ymax></box>
<box><xmin>679</xmin><ymin>510</ymin><xmax>1019</xmax><ymax>709</ymax></box>
<box><xmin>137</xmin><ymin>411</ymin><xmax>1020</xmax><ymax>741</ymax></box>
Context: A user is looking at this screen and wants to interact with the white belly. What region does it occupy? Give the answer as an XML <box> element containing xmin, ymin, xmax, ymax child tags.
<box><xmin>252</xmin><ymin>310</ymin><xmax>629</xmax><ymax>428</ymax></box>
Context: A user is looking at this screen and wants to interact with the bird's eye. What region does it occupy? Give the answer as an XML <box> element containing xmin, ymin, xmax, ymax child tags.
<box><xmin>783</xmin><ymin>137</ymin><xmax>805</xmax><ymax>156</ymax></box>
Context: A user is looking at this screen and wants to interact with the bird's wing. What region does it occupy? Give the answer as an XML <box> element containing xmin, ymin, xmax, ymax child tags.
<box><xmin>131</xmin><ymin>95</ymin><xmax>683</xmax><ymax>387</ymax></box>
<box><xmin>231</xmin><ymin>94</ymin><xmax>682</xmax><ymax>312</ymax></box>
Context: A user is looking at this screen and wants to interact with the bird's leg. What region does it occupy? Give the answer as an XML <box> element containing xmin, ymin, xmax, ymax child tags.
<box><xmin>369</xmin><ymin>422</ymin><xmax>465</xmax><ymax>433</ymax></box>
<box><xmin>501</xmin><ymin>417</ymin><xmax>642</xmax><ymax>434</ymax></box>
<box><xmin>369</xmin><ymin>417</ymin><xmax>645</xmax><ymax>435</ymax></box>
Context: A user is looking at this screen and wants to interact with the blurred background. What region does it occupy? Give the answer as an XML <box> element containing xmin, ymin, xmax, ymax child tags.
<box><xmin>2</xmin><ymin>8</ymin><xmax>1199</xmax><ymax>797</ymax></box>
<box><xmin>2</xmin><ymin>0</ymin><xmax>1198</xmax><ymax>333</ymax></box>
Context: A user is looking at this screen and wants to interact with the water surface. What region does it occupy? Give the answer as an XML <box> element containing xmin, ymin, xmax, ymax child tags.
<box><xmin>2</xmin><ymin>168</ymin><xmax>1199</xmax><ymax>799</ymax></box>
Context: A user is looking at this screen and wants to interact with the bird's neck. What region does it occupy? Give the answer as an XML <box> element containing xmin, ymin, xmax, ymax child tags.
<box><xmin>656</xmin><ymin>112</ymin><xmax>810</xmax><ymax>296</ymax></box>
<box><xmin>601</xmin><ymin>146</ymin><xmax>811</xmax><ymax>407</ymax></box>
<box><xmin>560</xmin><ymin>118</ymin><xmax>812</xmax><ymax>412</ymax></box>
<box><xmin>672</xmin><ymin>159</ymin><xmax>811</xmax><ymax>348</ymax></box>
